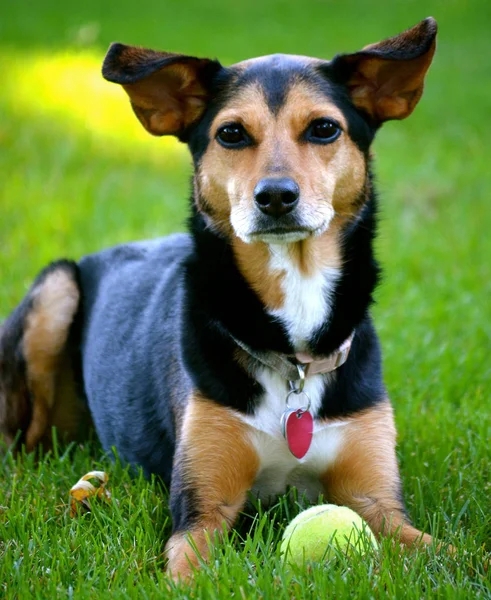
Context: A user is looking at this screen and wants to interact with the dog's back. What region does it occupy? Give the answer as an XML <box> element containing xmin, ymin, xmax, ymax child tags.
<box><xmin>79</xmin><ymin>233</ymin><xmax>193</xmax><ymax>479</ymax></box>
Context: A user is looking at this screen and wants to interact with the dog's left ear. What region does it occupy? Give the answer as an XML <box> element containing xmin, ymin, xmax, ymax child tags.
<box><xmin>330</xmin><ymin>17</ymin><xmax>437</xmax><ymax>124</ymax></box>
<box><xmin>102</xmin><ymin>44</ymin><xmax>223</xmax><ymax>138</ymax></box>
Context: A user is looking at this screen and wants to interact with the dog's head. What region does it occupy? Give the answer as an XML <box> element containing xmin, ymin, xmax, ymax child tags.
<box><xmin>103</xmin><ymin>18</ymin><xmax>436</xmax><ymax>247</ymax></box>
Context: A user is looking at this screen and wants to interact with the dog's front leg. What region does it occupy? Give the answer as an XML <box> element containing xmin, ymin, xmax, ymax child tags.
<box><xmin>165</xmin><ymin>393</ymin><xmax>259</xmax><ymax>581</ymax></box>
<box><xmin>321</xmin><ymin>400</ymin><xmax>435</xmax><ymax>548</ymax></box>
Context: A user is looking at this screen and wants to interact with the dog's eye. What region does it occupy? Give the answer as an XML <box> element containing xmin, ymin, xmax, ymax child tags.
<box><xmin>305</xmin><ymin>119</ymin><xmax>341</xmax><ymax>144</ymax></box>
<box><xmin>216</xmin><ymin>124</ymin><xmax>250</xmax><ymax>148</ymax></box>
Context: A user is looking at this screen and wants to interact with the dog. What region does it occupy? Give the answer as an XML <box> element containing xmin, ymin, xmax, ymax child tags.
<box><xmin>0</xmin><ymin>18</ymin><xmax>440</xmax><ymax>579</ymax></box>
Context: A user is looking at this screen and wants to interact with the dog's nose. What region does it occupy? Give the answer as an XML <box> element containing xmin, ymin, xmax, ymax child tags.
<box><xmin>254</xmin><ymin>177</ymin><xmax>300</xmax><ymax>217</ymax></box>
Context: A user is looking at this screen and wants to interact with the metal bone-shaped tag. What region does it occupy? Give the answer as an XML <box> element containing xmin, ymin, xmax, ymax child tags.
<box><xmin>281</xmin><ymin>408</ymin><xmax>313</xmax><ymax>459</ymax></box>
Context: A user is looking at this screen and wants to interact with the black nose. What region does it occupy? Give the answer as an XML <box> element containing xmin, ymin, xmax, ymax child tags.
<box><xmin>254</xmin><ymin>177</ymin><xmax>300</xmax><ymax>217</ymax></box>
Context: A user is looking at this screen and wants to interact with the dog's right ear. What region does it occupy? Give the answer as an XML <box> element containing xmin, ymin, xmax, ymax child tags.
<box><xmin>102</xmin><ymin>44</ymin><xmax>223</xmax><ymax>138</ymax></box>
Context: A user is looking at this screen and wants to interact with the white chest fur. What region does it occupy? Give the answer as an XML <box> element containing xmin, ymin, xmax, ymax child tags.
<box><xmin>238</xmin><ymin>243</ymin><xmax>344</xmax><ymax>503</ymax></box>
<box><xmin>268</xmin><ymin>244</ymin><xmax>340</xmax><ymax>350</ymax></box>
<box><xmin>240</xmin><ymin>367</ymin><xmax>348</xmax><ymax>504</ymax></box>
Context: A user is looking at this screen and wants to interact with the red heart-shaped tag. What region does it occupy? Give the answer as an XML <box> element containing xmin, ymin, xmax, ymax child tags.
<box><xmin>282</xmin><ymin>409</ymin><xmax>313</xmax><ymax>459</ymax></box>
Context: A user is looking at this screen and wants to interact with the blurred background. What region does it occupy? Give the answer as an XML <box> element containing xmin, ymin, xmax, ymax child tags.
<box><xmin>0</xmin><ymin>0</ymin><xmax>490</xmax><ymax>420</ymax></box>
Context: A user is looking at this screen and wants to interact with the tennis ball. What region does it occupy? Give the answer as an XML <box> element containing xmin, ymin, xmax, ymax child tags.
<box><xmin>280</xmin><ymin>504</ymin><xmax>378</xmax><ymax>565</ymax></box>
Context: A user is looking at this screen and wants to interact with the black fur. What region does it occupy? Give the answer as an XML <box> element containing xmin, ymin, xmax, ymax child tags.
<box><xmin>102</xmin><ymin>43</ymin><xmax>222</xmax><ymax>89</ymax></box>
<box><xmin>169</xmin><ymin>465</ymin><xmax>202</xmax><ymax>533</ymax></box>
<box><xmin>235</xmin><ymin>55</ymin><xmax>309</xmax><ymax>114</ymax></box>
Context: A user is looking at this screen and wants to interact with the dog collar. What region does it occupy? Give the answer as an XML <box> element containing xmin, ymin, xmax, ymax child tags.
<box><xmin>232</xmin><ymin>332</ymin><xmax>354</xmax><ymax>383</ymax></box>
<box><xmin>232</xmin><ymin>333</ymin><xmax>354</xmax><ymax>460</ymax></box>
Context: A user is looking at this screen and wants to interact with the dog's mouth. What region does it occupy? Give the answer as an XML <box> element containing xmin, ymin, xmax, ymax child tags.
<box><xmin>248</xmin><ymin>227</ymin><xmax>313</xmax><ymax>244</ymax></box>
<box><xmin>231</xmin><ymin>208</ymin><xmax>333</xmax><ymax>245</ymax></box>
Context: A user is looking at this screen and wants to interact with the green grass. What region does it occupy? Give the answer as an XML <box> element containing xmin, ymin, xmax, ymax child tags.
<box><xmin>1</xmin><ymin>0</ymin><xmax>490</xmax><ymax>597</ymax></box>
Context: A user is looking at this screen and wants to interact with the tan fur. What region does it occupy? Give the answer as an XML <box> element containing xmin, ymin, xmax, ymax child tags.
<box><xmin>287</xmin><ymin>219</ymin><xmax>344</xmax><ymax>277</ymax></box>
<box><xmin>231</xmin><ymin>238</ymin><xmax>284</xmax><ymax>309</ymax></box>
<box><xmin>321</xmin><ymin>401</ymin><xmax>434</xmax><ymax>547</ymax></box>
<box><xmin>22</xmin><ymin>270</ymin><xmax>80</xmax><ymax>450</ymax></box>
<box><xmin>165</xmin><ymin>394</ymin><xmax>259</xmax><ymax>580</ymax></box>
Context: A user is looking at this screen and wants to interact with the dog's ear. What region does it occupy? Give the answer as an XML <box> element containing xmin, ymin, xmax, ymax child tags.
<box><xmin>330</xmin><ymin>17</ymin><xmax>437</xmax><ymax>124</ymax></box>
<box><xmin>102</xmin><ymin>44</ymin><xmax>223</xmax><ymax>137</ymax></box>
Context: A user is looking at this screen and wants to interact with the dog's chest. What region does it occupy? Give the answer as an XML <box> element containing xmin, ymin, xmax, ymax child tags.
<box><xmin>238</xmin><ymin>245</ymin><xmax>345</xmax><ymax>502</ymax></box>
<box><xmin>241</xmin><ymin>368</ymin><xmax>348</xmax><ymax>504</ymax></box>
<box><xmin>268</xmin><ymin>244</ymin><xmax>339</xmax><ymax>349</ymax></box>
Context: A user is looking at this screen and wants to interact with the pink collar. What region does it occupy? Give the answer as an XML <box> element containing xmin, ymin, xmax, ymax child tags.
<box><xmin>294</xmin><ymin>333</ymin><xmax>354</xmax><ymax>376</ymax></box>
<box><xmin>232</xmin><ymin>332</ymin><xmax>355</xmax><ymax>382</ymax></box>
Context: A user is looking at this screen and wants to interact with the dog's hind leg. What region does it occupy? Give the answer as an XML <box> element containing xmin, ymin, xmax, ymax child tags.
<box><xmin>0</xmin><ymin>260</ymin><xmax>87</xmax><ymax>451</ymax></box>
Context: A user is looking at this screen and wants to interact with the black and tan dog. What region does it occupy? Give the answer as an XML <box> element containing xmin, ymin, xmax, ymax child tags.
<box><xmin>0</xmin><ymin>18</ymin><xmax>441</xmax><ymax>579</ymax></box>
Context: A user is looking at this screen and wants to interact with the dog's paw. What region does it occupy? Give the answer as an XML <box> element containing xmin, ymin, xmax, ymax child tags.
<box><xmin>164</xmin><ymin>532</ymin><xmax>202</xmax><ymax>582</ymax></box>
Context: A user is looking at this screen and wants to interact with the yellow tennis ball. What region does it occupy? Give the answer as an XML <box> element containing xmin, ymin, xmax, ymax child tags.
<box><xmin>280</xmin><ymin>504</ymin><xmax>378</xmax><ymax>565</ymax></box>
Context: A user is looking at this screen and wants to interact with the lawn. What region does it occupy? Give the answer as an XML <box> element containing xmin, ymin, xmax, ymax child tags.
<box><xmin>0</xmin><ymin>0</ymin><xmax>490</xmax><ymax>598</ymax></box>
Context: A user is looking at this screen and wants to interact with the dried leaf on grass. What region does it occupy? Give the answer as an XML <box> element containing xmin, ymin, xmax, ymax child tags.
<box><xmin>69</xmin><ymin>470</ymin><xmax>111</xmax><ymax>517</ymax></box>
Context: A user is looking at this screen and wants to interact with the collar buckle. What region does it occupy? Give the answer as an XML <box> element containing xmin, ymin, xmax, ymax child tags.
<box><xmin>289</xmin><ymin>363</ymin><xmax>309</xmax><ymax>394</ymax></box>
